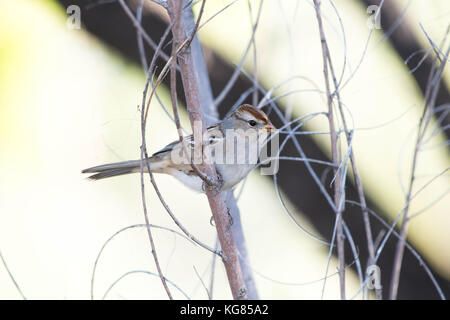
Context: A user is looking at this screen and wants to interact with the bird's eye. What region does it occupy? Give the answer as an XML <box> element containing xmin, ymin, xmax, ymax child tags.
<box><xmin>248</xmin><ymin>120</ymin><xmax>257</xmax><ymax>127</ymax></box>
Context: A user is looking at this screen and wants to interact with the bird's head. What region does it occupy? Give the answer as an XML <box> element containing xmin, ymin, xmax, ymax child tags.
<box><xmin>228</xmin><ymin>104</ymin><xmax>276</xmax><ymax>134</ymax></box>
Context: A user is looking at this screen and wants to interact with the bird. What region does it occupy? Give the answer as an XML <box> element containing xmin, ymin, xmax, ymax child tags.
<box><xmin>82</xmin><ymin>104</ymin><xmax>276</xmax><ymax>192</ymax></box>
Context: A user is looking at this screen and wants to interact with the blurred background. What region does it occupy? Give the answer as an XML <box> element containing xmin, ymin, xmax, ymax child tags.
<box><xmin>0</xmin><ymin>0</ymin><xmax>449</xmax><ymax>299</ymax></box>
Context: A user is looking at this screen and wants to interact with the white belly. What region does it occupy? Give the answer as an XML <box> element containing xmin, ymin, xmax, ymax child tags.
<box><xmin>216</xmin><ymin>163</ymin><xmax>255</xmax><ymax>190</ymax></box>
<box><xmin>169</xmin><ymin>169</ymin><xmax>204</xmax><ymax>192</ymax></box>
<box><xmin>168</xmin><ymin>164</ymin><xmax>254</xmax><ymax>192</ymax></box>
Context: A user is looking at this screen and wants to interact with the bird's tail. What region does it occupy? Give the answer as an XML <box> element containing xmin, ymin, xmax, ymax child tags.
<box><xmin>82</xmin><ymin>158</ymin><xmax>167</xmax><ymax>180</ymax></box>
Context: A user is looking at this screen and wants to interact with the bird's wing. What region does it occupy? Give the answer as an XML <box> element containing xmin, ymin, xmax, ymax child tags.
<box><xmin>151</xmin><ymin>125</ymin><xmax>224</xmax><ymax>158</ymax></box>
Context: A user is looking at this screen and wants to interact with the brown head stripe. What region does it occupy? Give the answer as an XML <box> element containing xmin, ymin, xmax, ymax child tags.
<box><xmin>236</xmin><ymin>104</ymin><xmax>269</xmax><ymax>123</ymax></box>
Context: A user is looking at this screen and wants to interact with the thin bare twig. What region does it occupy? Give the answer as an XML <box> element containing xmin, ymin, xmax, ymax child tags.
<box><xmin>91</xmin><ymin>223</ymin><xmax>194</xmax><ymax>299</ymax></box>
<box><xmin>213</xmin><ymin>0</ymin><xmax>264</xmax><ymax>108</ymax></box>
<box><xmin>118</xmin><ymin>0</ymin><xmax>172</xmax><ymax>64</ymax></box>
<box><xmin>209</xmin><ymin>238</ymin><xmax>219</xmax><ymax>299</ymax></box>
<box><xmin>167</xmin><ymin>0</ymin><xmax>217</xmax><ymax>188</ymax></box>
<box><xmin>238</xmin><ymin>68</ymin><xmax>336</xmax><ymax>216</ymax></box>
<box><xmin>183</xmin><ymin>0</ymin><xmax>259</xmax><ymax>299</ymax></box>
<box><xmin>133</xmin><ymin>0</ymin><xmax>214</xmax><ymax>299</ymax></box>
<box><xmin>236</xmin><ymin>68</ymin><xmax>366</xmax><ymax>299</ymax></box>
<box><xmin>130</xmin><ymin>1</ymin><xmax>221</xmax><ymax>257</ymax></box>
<box><xmin>389</xmin><ymin>34</ymin><xmax>450</xmax><ymax>300</ymax></box>
<box><xmin>103</xmin><ymin>270</ymin><xmax>190</xmax><ymax>300</ymax></box>
<box><xmin>136</xmin><ymin>0</ymin><xmax>148</xmax><ymax>72</ymax></box>
<box><xmin>320</xmin><ymin>1</ymin><xmax>377</xmax><ymax>298</ymax></box>
<box><xmin>140</xmin><ymin>86</ymin><xmax>173</xmax><ymax>299</ymax></box>
<box><xmin>138</xmin><ymin>157</ymin><xmax>173</xmax><ymax>299</ymax></box>
<box><xmin>127</xmin><ymin>0</ymin><xmax>175</xmax><ymax>300</ymax></box>
<box><xmin>347</xmin><ymin>200</ymin><xmax>445</xmax><ymax>300</ymax></box>
<box><xmin>313</xmin><ymin>0</ymin><xmax>346</xmax><ymax>300</ymax></box>
<box><xmin>0</xmin><ymin>249</ymin><xmax>26</xmax><ymax>300</ymax></box>
<box><xmin>138</xmin><ymin>20</ymin><xmax>220</xmax><ymax>256</ymax></box>
<box><xmin>247</xmin><ymin>0</ymin><xmax>260</xmax><ymax>107</ymax></box>
<box><xmin>193</xmin><ymin>265</ymin><xmax>211</xmax><ymax>299</ymax></box>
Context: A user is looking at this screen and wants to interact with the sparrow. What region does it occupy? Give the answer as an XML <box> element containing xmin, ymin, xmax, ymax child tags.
<box><xmin>82</xmin><ymin>104</ymin><xmax>276</xmax><ymax>192</ymax></box>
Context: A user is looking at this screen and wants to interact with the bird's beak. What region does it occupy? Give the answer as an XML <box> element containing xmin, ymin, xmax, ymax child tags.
<box><xmin>264</xmin><ymin>122</ymin><xmax>276</xmax><ymax>133</ymax></box>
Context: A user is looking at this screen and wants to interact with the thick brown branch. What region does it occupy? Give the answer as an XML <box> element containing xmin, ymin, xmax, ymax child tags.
<box><xmin>167</xmin><ymin>0</ymin><xmax>248</xmax><ymax>300</ymax></box>
<box><xmin>178</xmin><ymin>1</ymin><xmax>259</xmax><ymax>299</ymax></box>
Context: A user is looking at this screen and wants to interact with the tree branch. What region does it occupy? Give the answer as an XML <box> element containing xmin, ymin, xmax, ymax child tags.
<box><xmin>313</xmin><ymin>0</ymin><xmax>346</xmax><ymax>300</ymax></box>
<box><xmin>166</xmin><ymin>0</ymin><xmax>248</xmax><ymax>300</ymax></box>
<box><xmin>389</xmin><ymin>36</ymin><xmax>450</xmax><ymax>300</ymax></box>
<box><xmin>178</xmin><ymin>0</ymin><xmax>259</xmax><ymax>299</ymax></box>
